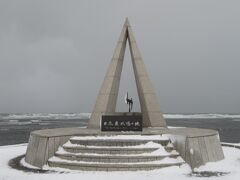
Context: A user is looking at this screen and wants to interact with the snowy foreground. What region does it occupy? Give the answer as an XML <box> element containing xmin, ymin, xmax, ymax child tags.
<box><xmin>0</xmin><ymin>144</ymin><xmax>240</xmax><ymax>180</ymax></box>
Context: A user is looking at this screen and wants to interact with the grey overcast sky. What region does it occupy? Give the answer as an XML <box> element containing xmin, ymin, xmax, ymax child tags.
<box><xmin>0</xmin><ymin>0</ymin><xmax>239</xmax><ymax>113</ymax></box>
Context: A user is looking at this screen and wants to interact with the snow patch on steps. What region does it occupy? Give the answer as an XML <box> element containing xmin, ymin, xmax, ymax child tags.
<box><xmin>70</xmin><ymin>135</ymin><xmax>169</xmax><ymax>141</ymax></box>
<box><xmin>48</xmin><ymin>156</ymin><xmax>185</xmax><ymax>165</ymax></box>
<box><xmin>56</xmin><ymin>146</ymin><xmax>179</xmax><ymax>156</ymax></box>
<box><xmin>64</xmin><ymin>141</ymin><xmax>164</xmax><ymax>149</ymax></box>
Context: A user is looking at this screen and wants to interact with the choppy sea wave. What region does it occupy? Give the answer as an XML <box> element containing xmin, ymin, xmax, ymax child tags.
<box><xmin>163</xmin><ymin>114</ymin><xmax>240</xmax><ymax>119</ymax></box>
<box><xmin>1</xmin><ymin>113</ymin><xmax>240</xmax><ymax>145</ymax></box>
<box><xmin>0</xmin><ymin>113</ymin><xmax>91</xmax><ymax>120</ymax></box>
<box><xmin>0</xmin><ymin>113</ymin><xmax>240</xmax><ymax>121</ymax></box>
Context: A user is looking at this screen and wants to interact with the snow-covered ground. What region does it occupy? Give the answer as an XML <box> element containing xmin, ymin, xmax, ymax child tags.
<box><xmin>0</xmin><ymin>144</ymin><xmax>240</xmax><ymax>180</ymax></box>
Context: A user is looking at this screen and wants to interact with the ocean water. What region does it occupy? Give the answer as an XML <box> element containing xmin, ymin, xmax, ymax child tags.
<box><xmin>0</xmin><ymin>113</ymin><xmax>239</xmax><ymax>146</ymax></box>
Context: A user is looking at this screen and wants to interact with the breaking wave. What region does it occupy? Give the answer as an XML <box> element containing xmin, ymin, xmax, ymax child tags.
<box><xmin>0</xmin><ymin>113</ymin><xmax>91</xmax><ymax>120</ymax></box>
<box><xmin>1</xmin><ymin>113</ymin><xmax>240</xmax><ymax>121</ymax></box>
<box><xmin>163</xmin><ymin>114</ymin><xmax>240</xmax><ymax>119</ymax></box>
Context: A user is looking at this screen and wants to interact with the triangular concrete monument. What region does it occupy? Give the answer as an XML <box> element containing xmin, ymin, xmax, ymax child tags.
<box><xmin>88</xmin><ymin>18</ymin><xmax>166</xmax><ymax>129</ymax></box>
<box><xmin>25</xmin><ymin>18</ymin><xmax>224</xmax><ymax>171</ymax></box>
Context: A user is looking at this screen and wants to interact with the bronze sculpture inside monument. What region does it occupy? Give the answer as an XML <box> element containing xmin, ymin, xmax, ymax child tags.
<box><xmin>125</xmin><ymin>92</ymin><xmax>133</xmax><ymax>112</ymax></box>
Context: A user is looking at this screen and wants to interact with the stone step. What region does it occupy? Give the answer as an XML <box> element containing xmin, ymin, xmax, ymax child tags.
<box><xmin>55</xmin><ymin>152</ymin><xmax>179</xmax><ymax>163</ymax></box>
<box><xmin>46</xmin><ymin>135</ymin><xmax>184</xmax><ymax>171</ymax></box>
<box><xmin>70</xmin><ymin>139</ymin><xmax>170</xmax><ymax>147</ymax></box>
<box><xmin>48</xmin><ymin>157</ymin><xmax>185</xmax><ymax>171</ymax></box>
<box><xmin>63</xmin><ymin>145</ymin><xmax>159</xmax><ymax>154</ymax></box>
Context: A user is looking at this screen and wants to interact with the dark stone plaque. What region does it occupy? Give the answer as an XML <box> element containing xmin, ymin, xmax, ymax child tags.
<box><xmin>101</xmin><ymin>115</ymin><xmax>142</xmax><ymax>131</ymax></box>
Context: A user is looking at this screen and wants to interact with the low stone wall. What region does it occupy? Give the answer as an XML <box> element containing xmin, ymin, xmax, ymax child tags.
<box><xmin>25</xmin><ymin>127</ymin><xmax>102</xmax><ymax>168</ymax></box>
<box><xmin>25</xmin><ymin>134</ymin><xmax>71</xmax><ymax>168</ymax></box>
<box><xmin>167</xmin><ymin>132</ymin><xmax>224</xmax><ymax>168</ymax></box>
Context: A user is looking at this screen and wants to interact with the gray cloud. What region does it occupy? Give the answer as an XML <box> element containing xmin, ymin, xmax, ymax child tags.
<box><xmin>0</xmin><ymin>0</ymin><xmax>239</xmax><ymax>113</ymax></box>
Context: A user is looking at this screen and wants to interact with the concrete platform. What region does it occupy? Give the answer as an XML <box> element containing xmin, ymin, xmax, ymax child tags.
<box><xmin>25</xmin><ymin>127</ymin><xmax>224</xmax><ymax>169</ymax></box>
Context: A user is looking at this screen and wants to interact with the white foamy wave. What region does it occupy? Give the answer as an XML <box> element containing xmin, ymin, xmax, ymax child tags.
<box><xmin>0</xmin><ymin>113</ymin><xmax>91</xmax><ymax>120</ymax></box>
<box><xmin>1</xmin><ymin>113</ymin><xmax>240</xmax><ymax>121</ymax></box>
<box><xmin>17</xmin><ymin>122</ymin><xmax>32</xmax><ymax>125</ymax></box>
<box><xmin>164</xmin><ymin>114</ymin><xmax>240</xmax><ymax>119</ymax></box>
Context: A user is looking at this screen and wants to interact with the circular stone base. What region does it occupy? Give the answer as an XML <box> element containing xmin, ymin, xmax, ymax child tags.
<box><xmin>24</xmin><ymin>127</ymin><xmax>224</xmax><ymax>169</ymax></box>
